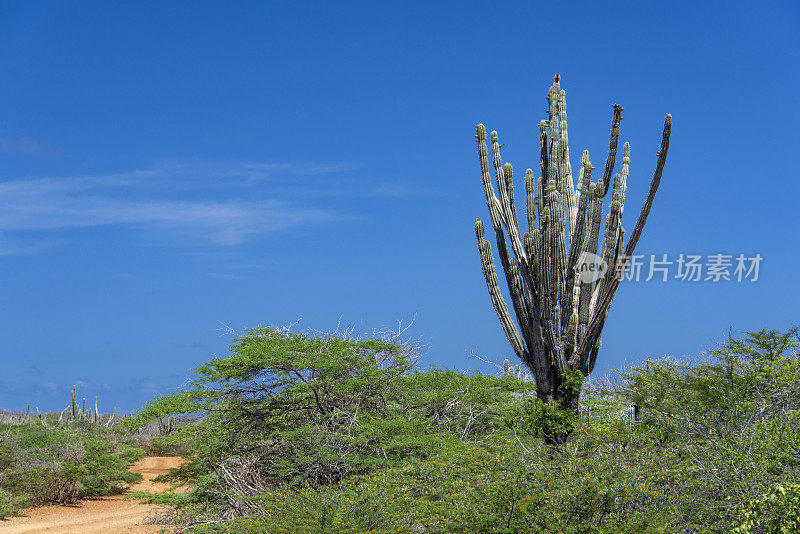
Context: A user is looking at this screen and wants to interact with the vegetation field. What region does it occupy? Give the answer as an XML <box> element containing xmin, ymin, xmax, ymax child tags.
<box><xmin>0</xmin><ymin>422</ymin><xmax>144</xmax><ymax>518</ymax></box>
<box><xmin>90</xmin><ymin>325</ymin><xmax>800</xmax><ymax>533</ymax></box>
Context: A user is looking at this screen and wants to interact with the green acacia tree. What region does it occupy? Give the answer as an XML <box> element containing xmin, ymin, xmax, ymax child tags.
<box><xmin>474</xmin><ymin>74</ymin><xmax>671</xmax><ymax>441</ymax></box>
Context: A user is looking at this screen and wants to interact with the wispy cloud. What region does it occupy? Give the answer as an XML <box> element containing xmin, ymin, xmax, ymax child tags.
<box><xmin>0</xmin><ymin>161</ymin><xmax>355</xmax><ymax>247</ymax></box>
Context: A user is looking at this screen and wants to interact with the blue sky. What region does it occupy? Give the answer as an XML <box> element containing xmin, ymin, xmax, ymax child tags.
<box><xmin>0</xmin><ymin>1</ymin><xmax>798</xmax><ymax>412</ymax></box>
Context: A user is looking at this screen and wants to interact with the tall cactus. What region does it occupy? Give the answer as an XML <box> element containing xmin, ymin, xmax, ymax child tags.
<box><xmin>71</xmin><ymin>385</ymin><xmax>78</xmax><ymax>420</ymax></box>
<box><xmin>475</xmin><ymin>74</ymin><xmax>671</xmax><ymax>422</ymax></box>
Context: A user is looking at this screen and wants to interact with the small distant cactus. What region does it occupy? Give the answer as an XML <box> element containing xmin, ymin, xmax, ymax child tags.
<box><xmin>71</xmin><ymin>385</ymin><xmax>78</xmax><ymax>420</ymax></box>
<box><xmin>62</xmin><ymin>386</ymin><xmax>107</xmax><ymax>426</ymax></box>
<box><xmin>474</xmin><ymin>74</ymin><xmax>670</xmax><ymax>429</ymax></box>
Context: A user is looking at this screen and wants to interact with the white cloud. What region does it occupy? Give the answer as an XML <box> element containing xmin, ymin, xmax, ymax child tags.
<box><xmin>0</xmin><ymin>161</ymin><xmax>353</xmax><ymax>248</ymax></box>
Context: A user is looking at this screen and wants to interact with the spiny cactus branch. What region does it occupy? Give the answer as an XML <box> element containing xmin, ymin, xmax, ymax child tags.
<box><xmin>601</xmin><ymin>104</ymin><xmax>624</xmax><ymax>197</ymax></box>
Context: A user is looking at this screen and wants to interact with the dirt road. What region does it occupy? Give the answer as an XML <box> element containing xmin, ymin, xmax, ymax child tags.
<box><xmin>0</xmin><ymin>456</ymin><xmax>183</xmax><ymax>534</ymax></box>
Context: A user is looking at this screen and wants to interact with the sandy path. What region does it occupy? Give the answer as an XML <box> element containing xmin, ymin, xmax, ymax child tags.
<box><xmin>0</xmin><ymin>456</ymin><xmax>184</xmax><ymax>534</ymax></box>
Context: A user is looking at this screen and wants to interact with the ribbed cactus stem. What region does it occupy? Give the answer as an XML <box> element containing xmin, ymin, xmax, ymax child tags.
<box><xmin>539</xmin><ymin>121</ymin><xmax>548</xmax><ymax>189</ymax></box>
<box><xmin>577</xmin><ymin>181</ymin><xmax>601</xmax><ymax>334</ymax></box>
<box><xmin>525</xmin><ymin>169</ymin><xmax>536</xmax><ymax>233</ymax></box>
<box><xmin>546</xmin><ymin>78</ymin><xmax>561</xmax><ymax>206</ymax></box>
<box><xmin>585</xmin><ymin>179</ymin><xmax>604</xmax><ymax>320</ymax></box>
<box><xmin>601</xmin><ymin>104</ymin><xmax>624</xmax><ymax>197</ymax></box>
<box><xmin>558</xmin><ymin>88</ymin><xmax>576</xmax><ymax>230</ymax></box>
<box><xmin>504</xmin><ymin>163</ymin><xmax>519</xmax><ymax>231</ymax></box>
<box><xmin>562</xmin><ymin>152</ymin><xmax>592</xmax><ymax>333</ymax></box>
<box><xmin>476</xmin><ymin>125</ymin><xmax>503</xmax><ymax>230</ymax></box>
<box><xmin>476</xmin><ymin>219</ymin><xmax>525</xmax><ymax>359</ymax></box>
<box><xmin>491</xmin><ymin>131</ymin><xmax>510</xmax><ymax>222</ymax></box>
<box><xmin>528</xmin><ymin>229</ymin><xmax>543</xmax><ymax>314</ymax></box>
<box><xmin>619</xmin><ymin>142</ymin><xmax>630</xmax><ymax>216</ymax></box>
<box><xmin>536</xmin><ymin>175</ymin><xmax>544</xmax><ymax>223</ymax></box>
<box><xmin>491</xmin><ymin>137</ymin><xmax>527</xmax><ymax>267</ymax></box>
<box><xmin>592</xmin><ymin>169</ymin><xmax>627</xmax><ymax>313</ymax></box>
<box><xmin>71</xmin><ymin>385</ymin><xmax>77</xmax><ymax>420</ymax></box>
<box><xmin>508</xmin><ymin>258</ymin><xmax>532</xmax><ymax>344</ymax></box>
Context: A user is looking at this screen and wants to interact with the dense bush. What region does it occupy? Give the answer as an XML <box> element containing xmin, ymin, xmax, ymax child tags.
<box><xmin>0</xmin><ymin>424</ymin><xmax>144</xmax><ymax>518</ymax></box>
<box><xmin>619</xmin><ymin>326</ymin><xmax>800</xmax><ymax>529</ymax></box>
<box><xmin>129</xmin><ymin>326</ymin><xmax>800</xmax><ymax>533</ymax></box>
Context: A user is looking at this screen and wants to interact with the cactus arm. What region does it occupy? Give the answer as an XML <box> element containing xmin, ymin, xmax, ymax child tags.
<box><xmin>590</xmin><ymin>171</ymin><xmax>625</xmax><ymax>316</ymax></box>
<box><xmin>539</xmin><ymin>121</ymin><xmax>548</xmax><ymax>190</ymax></box>
<box><xmin>590</xmin><ymin>142</ymin><xmax>630</xmax><ymax>314</ymax></box>
<box><xmin>536</xmin><ymin>175</ymin><xmax>544</xmax><ymax>225</ymax></box>
<box><xmin>476</xmin><ymin>219</ymin><xmax>526</xmax><ymax>359</ymax></box>
<box><xmin>538</xmin><ymin>204</ymin><xmax>557</xmax><ymax>353</ymax></box>
<box><xmin>478</xmin><ymin>125</ymin><xmax>526</xmax><ymax>312</ymax></box>
<box><xmin>558</xmin><ymin>88</ymin><xmax>577</xmax><ymax>232</ymax></box>
<box><xmin>491</xmin><ymin>131</ymin><xmax>515</xmax><ymax>232</ymax></box>
<box><xmin>508</xmin><ymin>258</ymin><xmax>534</xmax><ymax>350</ymax></box>
<box><xmin>561</xmin><ymin>152</ymin><xmax>592</xmax><ymax>337</ymax></box>
<box><xmin>619</xmin><ymin>142</ymin><xmax>630</xmax><ymax>215</ymax></box>
<box><xmin>477</xmin><ymin>124</ymin><xmax>504</xmax><ymax>230</ymax></box>
<box><xmin>504</xmin><ymin>163</ymin><xmax>520</xmax><ymax>232</ymax></box>
<box><xmin>571</xmin><ymin>114</ymin><xmax>672</xmax><ymax>368</ymax></box>
<box><xmin>583</xmin><ymin>225</ymin><xmax>625</xmax><ymax>374</ymax></box>
<box><xmin>482</xmin><ymin>192</ymin><xmax>536</xmax><ymax>347</ymax></box>
<box><xmin>549</xmin><ymin>186</ymin><xmax>565</xmax><ymax>297</ymax></box>
<box><xmin>525</xmin><ymin>169</ymin><xmax>536</xmax><ymax>234</ymax></box>
<box><xmin>487</xmin><ymin>136</ymin><xmax>542</xmax><ymax>339</ymax></box>
<box><xmin>491</xmin><ymin>135</ymin><xmax>528</xmax><ymax>265</ymax></box>
<box><xmin>576</xmin><ymin>181</ymin><xmax>603</xmax><ymax>343</ymax></box>
<box><xmin>546</xmin><ymin>77</ymin><xmax>561</xmax><ymax>216</ymax></box>
<box><xmin>601</xmin><ymin>104</ymin><xmax>624</xmax><ymax>197</ymax></box>
<box><xmin>475</xmin><ymin>128</ymin><xmax>539</xmax><ymax>363</ymax></box>
<box><xmin>617</xmin><ymin>116</ymin><xmax>671</xmax><ymax>272</ymax></box>
<box><xmin>528</xmin><ymin>229</ymin><xmax>544</xmax><ymax>317</ymax></box>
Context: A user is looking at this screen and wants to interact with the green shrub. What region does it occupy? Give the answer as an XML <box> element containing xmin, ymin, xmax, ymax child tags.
<box><xmin>0</xmin><ymin>424</ymin><xmax>144</xmax><ymax>517</ymax></box>
<box><xmin>190</xmin><ymin>435</ymin><xmax>682</xmax><ymax>534</ymax></box>
<box><xmin>127</xmin><ymin>329</ymin><xmax>528</xmax><ymax>493</ymax></box>
<box><xmin>0</xmin><ymin>488</ymin><xmax>28</xmax><ymax>519</ymax></box>
<box><xmin>735</xmin><ymin>482</ymin><xmax>800</xmax><ymax>534</ymax></box>
<box><xmin>619</xmin><ymin>326</ymin><xmax>800</xmax><ymax>528</ymax></box>
<box><xmin>0</xmin><ymin>442</ymin><xmax>14</xmax><ymax>471</ymax></box>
